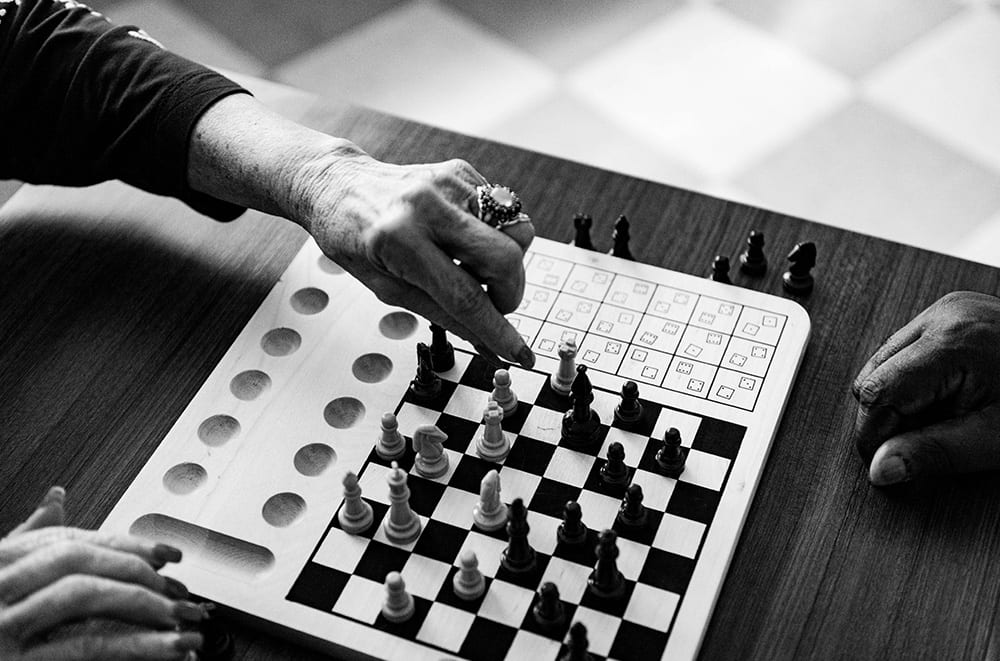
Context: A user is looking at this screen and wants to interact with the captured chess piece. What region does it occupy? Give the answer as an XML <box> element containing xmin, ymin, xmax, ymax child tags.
<box><xmin>199</xmin><ymin>602</ymin><xmax>234</xmax><ymax>661</ymax></box>
<box><xmin>739</xmin><ymin>229</ymin><xmax>767</xmax><ymax>276</ymax></box>
<box><xmin>428</xmin><ymin>323</ymin><xmax>455</xmax><ymax>372</ymax></box>
<box><xmin>561</xmin><ymin>365</ymin><xmax>601</xmax><ymax>447</ymax></box>
<box><xmin>550</xmin><ymin>339</ymin><xmax>577</xmax><ymax>396</ymax></box>
<box><xmin>557</xmin><ymin>500</ymin><xmax>588</xmax><ymax>546</ymax></box>
<box><xmin>473</xmin><ymin>469</ymin><xmax>507</xmax><ymax>531</ymax></box>
<box><xmin>382</xmin><ymin>461</ymin><xmax>422</xmax><ymax>544</ymax></box>
<box><xmin>453</xmin><ymin>549</ymin><xmax>486</xmax><ymax>601</ymax></box>
<box><xmin>559</xmin><ymin>621</ymin><xmax>592</xmax><ymax>661</ymax></box>
<box><xmin>491</xmin><ymin>368</ymin><xmax>518</xmax><ymax>416</ymax></box>
<box><xmin>533</xmin><ymin>581</ymin><xmax>566</xmax><ymax>630</ymax></box>
<box><xmin>656</xmin><ymin>427</ymin><xmax>688</xmax><ymax>478</ymax></box>
<box><xmin>617</xmin><ymin>483</ymin><xmax>648</xmax><ymax>528</ymax></box>
<box><xmin>613</xmin><ymin>380</ymin><xmax>642</xmax><ymax>425</ymax></box>
<box><xmin>782</xmin><ymin>241</ymin><xmax>816</xmax><ymax>296</ymax></box>
<box><xmin>501</xmin><ymin>498</ymin><xmax>536</xmax><ymax>573</ymax></box>
<box><xmin>710</xmin><ymin>255</ymin><xmax>731</xmax><ymax>283</ymax></box>
<box><xmin>476</xmin><ymin>400</ymin><xmax>511</xmax><ymax>462</ymax></box>
<box><xmin>587</xmin><ymin>529</ymin><xmax>625</xmax><ymax>599</ymax></box>
<box><xmin>338</xmin><ymin>471</ymin><xmax>374</xmax><ymax>534</ymax></box>
<box><xmin>600</xmin><ymin>442</ymin><xmax>629</xmax><ymax>487</ymax></box>
<box><xmin>381</xmin><ymin>571</ymin><xmax>415</xmax><ymax>623</ymax></box>
<box><xmin>375</xmin><ymin>411</ymin><xmax>405</xmax><ymax>460</ymax></box>
<box><xmin>412</xmin><ymin>424</ymin><xmax>449</xmax><ymax>478</ymax></box>
<box><xmin>573</xmin><ymin>213</ymin><xmax>595</xmax><ymax>251</ymax></box>
<box><xmin>409</xmin><ymin>342</ymin><xmax>441</xmax><ymax>400</ymax></box>
<box><xmin>608</xmin><ymin>214</ymin><xmax>634</xmax><ymax>260</ymax></box>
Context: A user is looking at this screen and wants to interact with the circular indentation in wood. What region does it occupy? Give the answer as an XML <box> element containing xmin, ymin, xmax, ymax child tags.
<box><xmin>262</xmin><ymin>492</ymin><xmax>306</xmax><ymax>528</ymax></box>
<box><xmin>351</xmin><ymin>353</ymin><xmax>393</xmax><ymax>383</ymax></box>
<box><xmin>163</xmin><ymin>463</ymin><xmax>207</xmax><ymax>495</ymax></box>
<box><xmin>290</xmin><ymin>287</ymin><xmax>329</xmax><ymax>315</ymax></box>
<box><xmin>293</xmin><ymin>443</ymin><xmax>337</xmax><ymax>477</ymax></box>
<box><xmin>318</xmin><ymin>255</ymin><xmax>345</xmax><ymax>274</ymax></box>
<box><xmin>230</xmin><ymin>370</ymin><xmax>271</xmax><ymax>401</ymax></box>
<box><xmin>261</xmin><ymin>327</ymin><xmax>302</xmax><ymax>357</ymax></box>
<box><xmin>378</xmin><ymin>311</ymin><xmax>419</xmax><ymax>339</ymax></box>
<box><xmin>197</xmin><ymin>415</ymin><xmax>240</xmax><ymax>447</ymax></box>
<box><xmin>323</xmin><ymin>397</ymin><xmax>366</xmax><ymax>429</ymax></box>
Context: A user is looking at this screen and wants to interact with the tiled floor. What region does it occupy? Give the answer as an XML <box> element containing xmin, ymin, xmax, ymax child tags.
<box><xmin>24</xmin><ymin>1</ymin><xmax>1000</xmax><ymax>267</ymax></box>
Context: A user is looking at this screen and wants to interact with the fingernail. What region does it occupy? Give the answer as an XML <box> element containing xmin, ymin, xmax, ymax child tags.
<box><xmin>42</xmin><ymin>486</ymin><xmax>66</xmax><ymax>506</ymax></box>
<box><xmin>517</xmin><ymin>345</ymin><xmax>535</xmax><ymax>369</ymax></box>
<box><xmin>173</xmin><ymin>631</ymin><xmax>203</xmax><ymax>653</ymax></box>
<box><xmin>173</xmin><ymin>600</ymin><xmax>205</xmax><ymax>623</ymax></box>
<box><xmin>870</xmin><ymin>455</ymin><xmax>909</xmax><ymax>486</ymax></box>
<box><xmin>154</xmin><ymin>543</ymin><xmax>183</xmax><ymax>564</ymax></box>
<box><xmin>163</xmin><ymin>576</ymin><xmax>189</xmax><ymax>599</ymax></box>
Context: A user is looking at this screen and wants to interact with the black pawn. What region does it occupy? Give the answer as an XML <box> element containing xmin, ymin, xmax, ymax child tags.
<box><xmin>609</xmin><ymin>215</ymin><xmax>634</xmax><ymax>260</ymax></box>
<box><xmin>587</xmin><ymin>529</ymin><xmax>625</xmax><ymax>599</ymax></box>
<box><xmin>501</xmin><ymin>498</ymin><xmax>536</xmax><ymax>573</ymax></box>
<box><xmin>409</xmin><ymin>342</ymin><xmax>441</xmax><ymax>399</ymax></box>
<box><xmin>557</xmin><ymin>501</ymin><xmax>587</xmax><ymax>546</ymax></box>
<box><xmin>739</xmin><ymin>230</ymin><xmax>767</xmax><ymax>276</ymax></box>
<box><xmin>710</xmin><ymin>255</ymin><xmax>731</xmax><ymax>283</ymax></box>
<box><xmin>617</xmin><ymin>483</ymin><xmax>647</xmax><ymax>528</ymax></box>
<box><xmin>573</xmin><ymin>213</ymin><xmax>594</xmax><ymax>251</ymax></box>
<box><xmin>782</xmin><ymin>241</ymin><xmax>816</xmax><ymax>296</ymax></box>
<box><xmin>613</xmin><ymin>380</ymin><xmax>643</xmax><ymax>425</ymax></box>
<box><xmin>533</xmin><ymin>582</ymin><xmax>565</xmax><ymax>629</ymax></box>
<box><xmin>656</xmin><ymin>427</ymin><xmax>687</xmax><ymax>478</ymax></box>
<box><xmin>428</xmin><ymin>323</ymin><xmax>454</xmax><ymax>372</ymax></box>
<box><xmin>199</xmin><ymin>603</ymin><xmax>234</xmax><ymax>661</ymax></box>
<box><xmin>600</xmin><ymin>442</ymin><xmax>629</xmax><ymax>487</ymax></box>
<box><xmin>559</xmin><ymin>621</ymin><xmax>592</xmax><ymax>661</ymax></box>
<box><xmin>561</xmin><ymin>365</ymin><xmax>601</xmax><ymax>447</ymax></box>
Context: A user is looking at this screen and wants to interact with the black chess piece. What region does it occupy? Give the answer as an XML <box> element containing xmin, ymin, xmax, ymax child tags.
<box><xmin>559</xmin><ymin>621</ymin><xmax>592</xmax><ymax>661</ymax></box>
<box><xmin>600</xmin><ymin>442</ymin><xmax>629</xmax><ymax>487</ymax></box>
<box><xmin>428</xmin><ymin>323</ymin><xmax>455</xmax><ymax>372</ymax></box>
<box><xmin>501</xmin><ymin>498</ymin><xmax>536</xmax><ymax>572</ymax></box>
<box><xmin>740</xmin><ymin>230</ymin><xmax>767</xmax><ymax>276</ymax></box>
<box><xmin>573</xmin><ymin>213</ymin><xmax>594</xmax><ymax>251</ymax></box>
<box><xmin>617</xmin><ymin>483</ymin><xmax>647</xmax><ymax>528</ymax></box>
<box><xmin>710</xmin><ymin>255</ymin><xmax>731</xmax><ymax>283</ymax></box>
<box><xmin>608</xmin><ymin>215</ymin><xmax>634</xmax><ymax>260</ymax></box>
<box><xmin>782</xmin><ymin>241</ymin><xmax>816</xmax><ymax>296</ymax></box>
<box><xmin>557</xmin><ymin>500</ymin><xmax>588</xmax><ymax>546</ymax></box>
<box><xmin>532</xmin><ymin>582</ymin><xmax>566</xmax><ymax>630</ymax></box>
<box><xmin>409</xmin><ymin>342</ymin><xmax>442</xmax><ymax>399</ymax></box>
<box><xmin>613</xmin><ymin>380</ymin><xmax>642</xmax><ymax>425</ymax></box>
<box><xmin>561</xmin><ymin>365</ymin><xmax>601</xmax><ymax>447</ymax></box>
<box><xmin>656</xmin><ymin>427</ymin><xmax>687</xmax><ymax>478</ymax></box>
<box><xmin>199</xmin><ymin>602</ymin><xmax>234</xmax><ymax>661</ymax></box>
<box><xmin>587</xmin><ymin>529</ymin><xmax>625</xmax><ymax>599</ymax></box>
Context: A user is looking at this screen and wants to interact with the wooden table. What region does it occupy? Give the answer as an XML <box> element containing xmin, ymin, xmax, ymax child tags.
<box><xmin>2</xmin><ymin>78</ymin><xmax>1000</xmax><ymax>661</ymax></box>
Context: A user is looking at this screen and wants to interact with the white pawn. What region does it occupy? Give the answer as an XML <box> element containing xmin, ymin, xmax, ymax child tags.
<box><xmin>476</xmin><ymin>401</ymin><xmax>510</xmax><ymax>462</ymax></box>
<box><xmin>491</xmin><ymin>369</ymin><xmax>518</xmax><ymax>416</ymax></box>
<box><xmin>376</xmin><ymin>412</ymin><xmax>405</xmax><ymax>460</ymax></box>
<box><xmin>550</xmin><ymin>339</ymin><xmax>577</xmax><ymax>395</ymax></box>
<box><xmin>383</xmin><ymin>461</ymin><xmax>422</xmax><ymax>544</ymax></box>
<box><xmin>337</xmin><ymin>471</ymin><xmax>374</xmax><ymax>534</ymax></box>
<box><xmin>412</xmin><ymin>425</ymin><xmax>449</xmax><ymax>478</ymax></box>
<box><xmin>381</xmin><ymin>571</ymin><xmax>415</xmax><ymax>623</ymax></box>
<box><xmin>473</xmin><ymin>469</ymin><xmax>507</xmax><ymax>532</ymax></box>
<box><xmin>452</xmin><ymin>549</ymin><xmax>485</xmax><ymax>600</ymax></box>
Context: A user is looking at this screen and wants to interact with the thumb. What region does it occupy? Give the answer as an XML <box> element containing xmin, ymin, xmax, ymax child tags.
<box><xmin>868</xmin><ymin>408</ymin><xmax>1000</xmax><ymax>486</ymax></box>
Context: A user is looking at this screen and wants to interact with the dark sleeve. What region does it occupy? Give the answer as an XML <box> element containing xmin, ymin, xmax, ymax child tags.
<box><xmin>0</xmin><ymin>0</ymin><xmax>248</xmax><ymax>221</ymax></box>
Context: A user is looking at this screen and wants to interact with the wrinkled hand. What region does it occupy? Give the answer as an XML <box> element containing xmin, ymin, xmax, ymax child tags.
<box><xmin>300</xmin><ymin>149</ymin><xmax>535</xmax><ymax>367</ymax></box>
<box><xmin>0</xmin><ymin>487</ymin><xmax>203</xmax><ymax>660</ymax></box>
<box><xmin>851</xmin><ymin>291</ymin><xmax>1000</xmax><ymax>486</ymax></box>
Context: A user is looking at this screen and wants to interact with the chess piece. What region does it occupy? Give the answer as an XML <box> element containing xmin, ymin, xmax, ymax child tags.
<box><xmin>710</xmin><ymin>255</ymin><xmax>731</xmax><ymax>283</ymax></box>
<box><xmin>616</xmin><ymin>483</ymin><xmax>647</xmax><ymax>528</ymax></box>
<box><xmin>429</xmin><ymin>323</ymin><xmax>455</xmax><ymax>372</ymax></box>
<box><xmin>609</xmin><ymin>215</ymin><xmax>633</xmax><ymax>260</ymax></box>
<box><xmin>573</xmin><ymin>213</ymin><xmax>594</xmax><ymax>250</ymax></box>
<box><xmin>600</xmin><ymin>442</ymin><xmax>629</xmax><ymax>487</ymax></box>
<box><xmin>782</xmin><ymin>241</ymin><xmax>816</xmax><ymax>296</ymax></box>
<box><xmin>587</xmin><ymin>529</ymin><xmax>625</xmax><ymax>599</ymax></box>
<box><xmin>613</xmin><ymin>380</ymin><xmax>642</xmax><ymax>425</ymax></box>
<box><xmin>382</xmin><ymin>461</ymin><xmax>421</xmax><ymax>544</ymax></box>
<box><xmin>561</xmin><ymin>365</ymin><xmax>601</xmax><ymax>447</ymax></box>
<box><xmin>532</xmin><ymin>582</ymin><xmax>565</xmax><ymax>630</ymax></box>
<box><xmin>501</xmin><ymin>498</ymin><xmax>536</xmax><ymax>573</ymax></box>
<box><xmin>375</xmin><ymin>411</ymin><xmax>405</xmax><ymax>460</ymax></box>
<box><xmin>409</xmin><ymin>342</ymin><xmax>441</xmax><ymax>399</ymax></box>
<box><xmin>491</xmin><ymin>368</ymin><xmax>518</xmax><ymax>415</ymax></box>
<box><xmin>453</xmin><ymin>549</ymin><xmax>486</xmax><ymax>601</ymax></box>
<box><xmin>199</xmin><ymin>602</ymin><xmax>234</xmax><ymax>661</ymax></box>
<box><xmin>473</xmin><ymin>470</ymin><xmax>507</xmax><ymax>531</ymax></box>
<box><xmin>476</xmin><ymin>400</ymin><xmax>511</xmax><ymax>462</ymax></box>
<box><xmin>338</xmin><ymin>471</ymin><xmax>374</xmax><ymax>534</ymax></box>
<box><xmin>412</xmin><ymin>424</ymin><xmax>449</xmax><ymax>478</ymax></box>
<box><xmin>381</xmin><ymin>571</ymin><xmax>415</xmax><ymax>623</ymax></box>
<box><xmin>559</xmin><ymin>621</ymin><xmax>592</xmax><ymax>661</ymax></box>
<box><xmin>656</xmin><ymin>427</ymin><xmax>687</xmax><ymax>478</ymax></box>
<box><xmin>557</xmin><ymin>501</ymin><xmax>587</xmax><ymax>546</ymax></box>
<box><xmin>739</xmin><ymin>229</ymin><xmax>767</xmax><ymax>276</ymax></box>
<box><xmin>550</xmin><ymin>339</ymin><xmax>577</xmax><ymax>396</ymax></box>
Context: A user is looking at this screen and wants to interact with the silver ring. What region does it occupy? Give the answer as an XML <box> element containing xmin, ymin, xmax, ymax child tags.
<box><xmin>476</xmin><ymin>184</ymin><xmax>529</xmax><ymax>228</ymax></box>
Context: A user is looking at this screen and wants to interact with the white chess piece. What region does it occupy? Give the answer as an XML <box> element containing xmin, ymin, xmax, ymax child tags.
<box><xmin>382</xmin><ymin>571</ymin><xmax>415</xmax><ymax>622</ymax></box>
<box><xmin>337</xmin><ymin>471</ymin><xmax>374</xmax><ymax>534</ymax></box>
<box><xmin>491</xmin><ymin>368</ymin><xmax>517</xmax><ymax>415</ymax></box>
<box><xmin>412</xmin><ymin>424</ymin><xmax>449</xmax><ymax>478</ymax></box>
<box><xmin>382</xmin><ymin>462</ymin><xmax>421</xmax><ymax>544</ymax></box>
<box><xmin>472</xmin><ymin>469</ymin><xmax>507</xmax><ymax>531</ymax></box>
<box><xmin>376</xmin><ymin>411</ymin><xmax>405</xmax><ymax>460</ymax></box>
<box><xmin>452</xmin><ymin>549</ymin><xmax>485</xmax><ymax>600</ymax></box>
<box><xmin>476</xmin><ymin>401</ymin><xmax>510</xmax><ymax>462</ymax></box>
<box><xmin>550</xmin><ymin>339</ymin><xmax>577</xmax><ymax>395</ymax></box>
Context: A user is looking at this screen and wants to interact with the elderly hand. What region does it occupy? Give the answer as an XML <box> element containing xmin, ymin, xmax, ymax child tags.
<box><xmin>851</xmin><ymin>291</ymin><xmax>1000</xmax><ymax>486</ymax></box>
<box><xmin>0</xmin><ymin>487</ymin><xmax>203</xmax><ymax>660</ymax></box>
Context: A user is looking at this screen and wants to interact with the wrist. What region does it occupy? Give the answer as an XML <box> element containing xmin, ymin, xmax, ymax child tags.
<box><xmin>286</xmin><ymin>138</ymin><xmax>369</xmax><ymax>234</ymax></box>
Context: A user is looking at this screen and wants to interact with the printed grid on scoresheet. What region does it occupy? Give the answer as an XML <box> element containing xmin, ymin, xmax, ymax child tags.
<box><xmin>287</xmin><ymin>350</ymin><xmax>746</xmax><ymax>661</ymax></box>
<box><xmin>508</xmin><ymin>251</ymin><xmax>788</xmax><ymax>412</ymax></box>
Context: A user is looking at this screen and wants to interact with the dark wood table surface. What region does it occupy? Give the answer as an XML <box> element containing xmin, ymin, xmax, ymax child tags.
<box><xmin>2</xmin><ymin>83</ymin><xmax>1000</xmax><ymax>661</ymax></box>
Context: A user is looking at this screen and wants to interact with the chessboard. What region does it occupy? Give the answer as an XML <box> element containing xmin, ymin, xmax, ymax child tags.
<box><xmin>101</xmin><ymin>236</ymin><xmax>810</xmax><ymax>661</ymax></box>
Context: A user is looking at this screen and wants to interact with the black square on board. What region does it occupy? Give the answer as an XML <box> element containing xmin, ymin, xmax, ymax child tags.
<box><xmin>557</xmin><ymin>421</ymin><xmax>609</xmax><ymax>456</ymax></box>
<box><xmin>331</xmin><ymin>498</ymin><xmax>388</xmax><ymax>539</ymax></box>
<box><xmin>609</xmin><ymin>619</ymin><xmax>668</xmax><ymax>661</ymax></box>
<box><xmin>528</xmin><ymin>478</ymin><xmax>583</xmax><ymax>519</ymax></box>
<box><xmin>436</xmin><ymin>566</ymin><xmax>491</xmax><ymax>613</ymax></box>
<box><xmin>533</xmin><ymin>379</ymin><xmax>572</xmax><ymax>414</ymax></box>
<box><xmin>458</xmin><ymin>617</ymin><xmax>518</xmax><ymax>661</ymax></box>
<box><xmin>552</xmin><ymin>527</ymin><xmax>599</xmax><ymax>567</ymax></box>
<box><xmin>500</xmin><ymin>400</ymin><xmax>532</xmax><ymax>434</ymax></box>
<box><xmin>412</xmin><ymin>519</ymin><xmax>468</xmax><ymax>564</ymax></box>
<box><xmin>406</xmin><ymin>475</ymin><xmax>448</xmax><ymax>518</ymax></box>
<box><xmin>449</xmin><ymin>455</ymin><xmax>499</xmax><ymax>494</ymax></box>
<box><xmin>373</xmin><ymin>594</ymin><xmax>432</xmax><ymax>640</ymax></box>
<box><xmin>609</xmin><ymin>396</ymin><xmax>660</xmax><ymax>438</ymax></box>
<box><xmin>582</xmin><ymin>456</ymin><xmax>632</xmax><ymax>501</ymax></box>
<box><xmin>520</xmin><ymin>590</ymin><xmax>576</xmax><ymax>641</ymax></box>
<box><xmin>579</xmin><ymin>578</ymin><xmax>635</xmax><ymax>618</ymax></box>
<box><xmin>365</xmin><ymin>444</ymin><xmax>417</xmax><ymax>472</ymax></box>
<box><xmin>637</xmin><ymin>436</ymin><xmax>670</xmax><ymax>475</ymax></box>
<box><xmin>458</xmin><ymin>353</ymin><xmax>504</xmax><ymax>392</ymax></box>
<box><xmin>613</xmin><ymin>507</ymin><xmax>663</xmax><ymax>546</ymax></box>
<box><xmin>639</xmin><ymin>547</ymin><xmax>695</xmax><ymax>594</ymax></box>
<box><xmin>666</xmin><ymin>481</ymin><xmax>721</xmax><ymax>525</ymax></box>
<box><xmin>494</xmin><ymin>552</ymin><xmax>550</xmax><ymax>590</ymax></box>
<box><xmin>286</xmin><ymin>562</ymin><xmax>350</xmax><ymax>612</ymax></box>
<box><xmin>354</xmin><ymin>542</ymin><xmax>411</xmax><ymax>583</ymax></box>
<box><xmin>435</xmin><ymin>414</ymin><xmax>481</xmax><ymax>454</ymax></box>
<box><xmin>692</xmin><ymin>417</ymin><xmax>745</xmax><ymax>461</ymax></box>
<box><xmin>504</xmin><ymin>436</ymin><xmax>556</xmax><ymax>475</ymax></box>
<box><xmin>401</xmin><ymin>378</ymin><xmax>458</xmax><ymax>412</ymax></box>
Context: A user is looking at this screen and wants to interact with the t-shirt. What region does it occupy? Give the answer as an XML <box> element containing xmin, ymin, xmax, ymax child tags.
<box><xmin>0</xmin><ymin>0</ymin><xmax>248</xmax><ymax>220</ymax></box>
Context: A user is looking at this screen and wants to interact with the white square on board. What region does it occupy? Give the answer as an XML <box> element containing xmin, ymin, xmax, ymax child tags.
<box><xmin>629</xmin><ymin>469</ymin><xmax>676</xmax><ymax>512</ymax></box>
<box><xmin>576</xmin><ymin>490</ymin><xmax>621</xmax><ymax>532</ymax></box>
<box><xmin>417</xmin><ymin>603</ymin><xmax>475</xmax><ymax>652</ymax></box>
<box><xmin>541</xmin><ymin>556</ymin><xmax>593</xmax><ymax>602</ymax></box>
<box><xmin>357</xmin><ymin>464</ymin><xmax>392</xmax><ymax>505</ymax></box>
<box><xmin>443</xmin><ymin>384</ymin><xmax>490</xmax><ymax>422</ymax></box>
<box><xmin>526</xmin><ymin>512</ymin><xmax>561</xmax><ymax>556</ymax></box>
<box><xmin>457</xmin><ymin>532</ymin><xmax>507</xmax><ymax>577</ymax></box>
<box><xmin>617</xmin><ymin>536</ymin><xmax>650</xmax><ymax>581</ymax></box>
<box><xmin>396</xmin><ymin>403</ymin><xmax>441</xmax><ymax>437</ymax></box>
<box><xmin>479</xmin><ymin>579</ymin><xmax>535</xmax><ymax>628</ymax></box>
<box><xmin>602</xmin><ymin>428</ymin><xmax>649</xmax><ymax>467</ymax></box>
<box><xmin>499</xmin><ymin>467</ymin><xmax>542</xmax><ymax>503</ymax></box>
<box><xmin>653</xmin><ymin>513</ymin><xmax>706</xmax><ymax>559</ymax></box>
<box><xmin>544</xmin><ymin>446</ymin><xmax>595</xmax><ymax>485</ymax></box>
<box><xmin>624</xmin><ymin>583</ymin><xmax>680</xmax><ymax>631</ymax></box>
<box><xmin>433</xmin><ymin>487</ymin><xmax>481</xmax><ymax>529</ymax></box>
<box><xmin>402</xmin><ymin>554</ymin><xmax>452</xmax><ymax>600</ymax></box>
<box><xmin>520</xmin><ymin>405</ymin><xmax>564</xmax><ymax>444</ymax></box>
<box><xmin>314</xmin><ymin>528</ymin><xmax>369</xmax><ymax>574</ymax></box>
<box><xmin>508</xmin><ymin>630</ymin><xmax>563</xmax><ymax>661</ymax></box>
<box><xmin>678</xmin><ymin>449</ymin><xmax>729</xmax><ymax>491</ymax></box>
<box><xmin>652</xmin><ymin>409</ymin><xmax>701</xmax><ymax>444</ymax></box>
<box><xmin>571</xmin><ymin>607</ymin><xmax>621</xmax><ymax>656</ymax></box>
<box><xmin>333</xmin><ymin>575</ymin><xmax>382</xmax><ymax>623</ymax></box>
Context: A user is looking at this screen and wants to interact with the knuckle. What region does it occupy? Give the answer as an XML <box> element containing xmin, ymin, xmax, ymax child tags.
<box><xmin>400</xmin><ymin>181</ymin><xmax>439</xmax><ymax>208</ymax></box>
<box><xmin>912</xmin><ymin>438</ymin><xmax>955</xmax><ymax>476</ymax></box>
